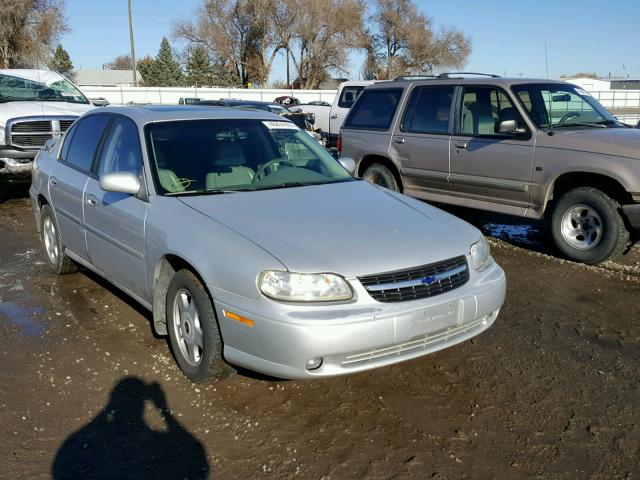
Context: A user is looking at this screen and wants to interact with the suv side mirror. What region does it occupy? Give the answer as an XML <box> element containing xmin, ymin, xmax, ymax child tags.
<box><xmin>338</xmin><ymin>157</ymin><xmax>356</xmax><ymax>176</ymax></box>
<box><xmin>497</xmin><ymin>119</ymin><xmax>526</xmax><ymax>136</ymax></box>
<box><xmin>100</xmin><ymin>171</ymin><xmax>141</xmax><ymax>195</ymax></box>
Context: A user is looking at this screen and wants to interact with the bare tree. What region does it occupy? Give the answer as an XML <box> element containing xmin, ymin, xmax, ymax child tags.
<box><xmin>0</xmin><ymin>0</ymin><xmax>68</xmax><ymax>69</ymax></box>
<box><xmin>105</xmin><ymin>54</ymin><xmax>133</xmax><ymax>70</ymax></box>
<box><xmin>368</xmin><ymin>0</ymin><xmax>470</xmax><ymax>79</ymax></box>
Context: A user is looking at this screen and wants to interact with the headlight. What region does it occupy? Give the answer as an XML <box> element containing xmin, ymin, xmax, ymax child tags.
<box><xmin>469</xmin><ymin>236</ymin><xmax>490</xmax><ymax>270</ymax></box>
<box><xmin>258</xmin><ymin>271</ymin><xmax>353</xmax><ymax>302</ymax></box>
<box><xmin>0</xmin><ymin>125</ymin><xmax>5</xmax><ymax>146</ymax></box>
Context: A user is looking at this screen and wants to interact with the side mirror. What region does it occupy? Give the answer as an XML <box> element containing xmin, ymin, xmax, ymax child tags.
<box><xmin>100</xmin><ymin>171</ymin><xmax>141</xmax><ymax>195</ymax></box>
<box><xmin>338</xmin><ymin>157</ymin><xmax>356</xmax><ymax>176</ymax></box>
<box><xmin>497</xmin><ymin>119</ymin><xmax>526</xmax><ymax>135</ymax></box>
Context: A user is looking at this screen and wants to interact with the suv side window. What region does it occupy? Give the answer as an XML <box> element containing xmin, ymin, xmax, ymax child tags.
<box><xmin>459</xmin><ymin>86</ymin><xmax>524</xmax><ymax>136</ymax></box>
<box><xmin>338</xmin><ymin>86</ymin><xmax>365</xmax><ymax>108</ymax></box>
<box><xmin>401</xmin><ymin>86</ymin><xmax>454</xmax><ymax>134</ymax></box>
<box><xmin>62</xmin><ymin>114</ymin><xmax>111</xmax><ymax>173</ymax></box>
<box><xmin>343</xmin><ymin>89</ymin><xmax>403</xmax><ymax>130</ymax></box>
<box><xmin>97</xmin><ymin>116</ymin><xmax>143</xmax><ymax>178</ymax></box>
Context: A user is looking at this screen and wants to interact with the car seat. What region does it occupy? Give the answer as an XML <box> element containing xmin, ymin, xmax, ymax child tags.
<box><xmin>463</xmin><ymin>102</ymin><xmax>496</xmax><ymax>135</ymax></box>
<box><xmin>206</xmin><ymin>140</ymin><xmax>255</xmax><ymax>189</ymax></box>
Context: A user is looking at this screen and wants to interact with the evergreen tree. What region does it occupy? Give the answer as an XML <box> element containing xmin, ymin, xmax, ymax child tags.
<box><xmin>48</xmin><ymin>44</ymin><xmax>74</xmax><ymax>78</ymax></box>
<box><xmin>154</xmin><ymin>37</ymin><xmax>183</xmax><ymax>87</ymax></box>
<box><xmin>185</xmin><ymin>46</ymin><xmax>213</xmax><ymax>86</ymax></box>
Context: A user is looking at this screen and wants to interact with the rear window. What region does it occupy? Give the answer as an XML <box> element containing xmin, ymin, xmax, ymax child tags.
<box><xmin>343</xmin><ymin>89</ymin><xmax>403</xmax><ymax>130</ymax></box>
<box><xmin>337</xmin><ymin>86</ymin><xmax>365</xmax><ymax>108</ymax></box>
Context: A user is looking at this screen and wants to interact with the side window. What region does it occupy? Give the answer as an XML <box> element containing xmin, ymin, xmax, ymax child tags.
<box><xmin>97</xmin><ymin>117</ymin><xmax>143</xmax><ymax>178</ymax></box>
<box><xmin>59</xmin><ymin>124</ymin><xmax>77</xmax><ymax>160</ymax></box>
<box><xmin>63</xmin><ymin>114</ymin><xmax>111</xmax><ymax>173</ymax></box>
<box><xmin>338</xmin><ymin>86</ymin><xmax>364</xmax><ymax>108</ymax></box>
<box><xmin>459</xmin><ymin>86</ymin><xmax>522</xmax><ymax>136</ymax></box>
<box><xmin>343</xmin><ymin>89</ymin><xmax>403</xmax><ymax>130</ymax></box>
<box><xmin>401</xmin><ymin>86</ymin><xmax>454</xmax><ymax>134</ymax></box>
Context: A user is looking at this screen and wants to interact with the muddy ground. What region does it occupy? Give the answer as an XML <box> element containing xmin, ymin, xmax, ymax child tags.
<box><xmin>1</xmin><ymin>187</ymin><xmax>639</xmax><ymax>480</ymax></box>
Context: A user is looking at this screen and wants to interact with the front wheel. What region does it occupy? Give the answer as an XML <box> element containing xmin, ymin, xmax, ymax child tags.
<box><xmin>166</xmin><ymin>269</ymin><xmax>234</xmax><ymax>383</ymax></box>
<box><xmin>362</xmin><ymin>163</ymin><xmax>400</xmax><ymax>192</ymax></box>
<box><xmin>550</xmin><ymin>187</ymin><xmax>629</xmax><ymax>264</ymax></box>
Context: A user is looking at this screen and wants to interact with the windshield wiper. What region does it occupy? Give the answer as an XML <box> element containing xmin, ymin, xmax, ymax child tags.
<box><xmin>166</xmin><ymin>188</ymin><xmax>242</xmax><ymax>196</ymax></box>
<box><xmin>249</xmin><ymin>181</ymin><xmax>319</xmax><ymax>191</ymax></box>
<box><xmin>555</xmin><ymin>122</ymin><xmax>607</xmax><ymax>129</ymax></box>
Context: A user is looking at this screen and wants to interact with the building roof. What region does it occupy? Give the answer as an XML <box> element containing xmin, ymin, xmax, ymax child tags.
<box><xmin>75</xmin><ymin>69</ymin><xmax>140</xmax><ymax>86</ymax></box>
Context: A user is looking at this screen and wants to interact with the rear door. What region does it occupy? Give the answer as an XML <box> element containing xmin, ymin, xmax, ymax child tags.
<box><xmin>48</xmin><ymin>114</ymin><xmax>111</xmax><ymax>260</ymax></box>
<box><xmin>449</xmin><ymin>85</ymin><xmax>534</xmax><ymax>210</ymax></box>
<box><xmin>391</xmin><ymin>85</ymin><xmax>454</xmax><ymax>198</ymax></box>
<box><xmin>84</xmin><ymin>115</ymin><xmax>148</xmax><ymax>298</ymax></box>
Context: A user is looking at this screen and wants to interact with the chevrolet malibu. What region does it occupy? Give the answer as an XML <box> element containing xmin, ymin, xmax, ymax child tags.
<box><xmin>30</xmin><ymin>106</ymin><xmax>506</xmax><ymax>382</ymax></box>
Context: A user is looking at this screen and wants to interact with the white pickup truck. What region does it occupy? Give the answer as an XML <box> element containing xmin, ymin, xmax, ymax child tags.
<box><xmin>298</xmin><ymin>80</ymin><xmax>375</xmax><ymax>147</ymax></box>
<box><xmin>0</xmin><ymin>69</ymin><xmax>93</xmax><ymax>195</ymax></box>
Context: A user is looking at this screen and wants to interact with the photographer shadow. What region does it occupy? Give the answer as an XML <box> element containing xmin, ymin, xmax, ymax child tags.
<box><xmin>52</xmin><ymin>376</ymin><xmax>209</xmax><ymax>480</ymax></box>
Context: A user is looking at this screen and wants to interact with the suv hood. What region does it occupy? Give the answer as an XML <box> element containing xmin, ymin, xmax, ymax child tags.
<box><xmin>179</xmin><ymin>181</ymin><xmax>479</xmax><ymax>278</ymax></box>
<box><xmin>540</xmin><ymin>127</ymin><xmax>640</xmax><ymax>160</ymax></box>
<box><xmin>0</xmin><ymin>101</ymin><xmax>93</xmax><ymax>124</ymax></box>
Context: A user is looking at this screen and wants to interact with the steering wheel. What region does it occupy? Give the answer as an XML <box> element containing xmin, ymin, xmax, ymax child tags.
<box><xmin>253</xmin><ymin>159</ymin><xmax>295</xmax><ymax>183</ymax></box>
<box><xmin>558</xmin><ymin>111</ymin><xmax>580</xmax><ymax>125</ymax></box>
<box><xmin>168</xmin><ymin>177</ymin><xmax>195</xmax><ymax>192</ymax></box>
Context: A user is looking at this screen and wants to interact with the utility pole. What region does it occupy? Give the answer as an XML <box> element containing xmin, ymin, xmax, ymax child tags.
<box><xmin>286</xmin><ymin>47</ymin><xmax>290</xmax><ymax>87</ymax></box>
<box><xmin>128</xmin><ymin>0</ymin><xmax>137</xmax><ymax>86</ymax></box>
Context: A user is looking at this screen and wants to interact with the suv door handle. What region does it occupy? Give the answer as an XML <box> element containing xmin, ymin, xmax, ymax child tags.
<box><xmin>394</xmin><ymin>137</ymin><xmax>406</xmax><ymax>144</ymax></box>
<box><xmin>86</xmin><ymin>194</ymin><xmax>97</xmax><ymax>207</ymax></box>
<box><xmin>330</xmin><ymin>114</ymin><xmax>338</xmax><ymax>119</ymax></box>
<box><xmin>455</xmin><ymin>141</ymin><xmax>469</xmax><ymax>149</ymax></box>
<box><xmin>49</xmin><ymin>176</ymin><xmax>58</xmax><ymax>187</ymax></box>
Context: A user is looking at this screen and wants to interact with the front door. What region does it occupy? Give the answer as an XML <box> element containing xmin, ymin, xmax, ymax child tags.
<box><xmin>391</xmin><ymin>85</ymin><xmax>454</xmax><ymax>199</ymax></box>
<box><xmin>84</xmin><ymin>115</ymin><xmax>148</xmax><ymax>298</ymax></box>
<box><xmin>449</xmin><ymin>85</ymin><xmax>534</xmax><ymax>210</ymax></box>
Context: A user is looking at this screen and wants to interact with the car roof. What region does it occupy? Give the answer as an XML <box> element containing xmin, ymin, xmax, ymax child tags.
<box><xmin>87</xmin><ymin>104</ymin><xmax>283</xmax><ymax>124</ymax></box>
<box><xmin>366</xmin><ymin>76</ymin><xmax>572</xmax><ymax>89</ymax></box>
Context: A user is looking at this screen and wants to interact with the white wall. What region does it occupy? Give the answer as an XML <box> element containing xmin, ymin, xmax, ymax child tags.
<box><xmin>78</xmin><ymin>85</ymin><xmax>338</xmax><ymax>105</ymax></box>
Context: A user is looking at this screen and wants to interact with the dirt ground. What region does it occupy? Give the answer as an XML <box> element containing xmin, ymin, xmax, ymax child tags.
<box><xmin>1</xmin><ymin>187</ymin><xmax>639</xmax><ymax>480</ymax></box>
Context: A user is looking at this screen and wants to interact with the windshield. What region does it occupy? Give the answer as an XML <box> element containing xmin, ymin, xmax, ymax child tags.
<box><xmin>0</xmin><ymin>73</ymin><xmax>89</xmax><ymax>104</ymax></box>
<box><xmin>146</xmin><ymin>119</ymin><xmax>352</xmax><ymax>195</ymax></box>
<box><xmin>511</xmin><ymin>83</ymin><xmax>619</xmax><ymax>128</ymax></box>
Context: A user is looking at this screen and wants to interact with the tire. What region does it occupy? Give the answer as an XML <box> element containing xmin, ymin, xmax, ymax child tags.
<box><xmin>362</xmin><ymin>163</ymin><xmax>400</xmax><ymax>192</ymax></box>
<box><xmin>166</xmin><ymin>269</ymin><xmax>234</xmax><ymax>383</ymax></box>
<box><xmin>40</xmin><ymin>205</ymin><xmax>78</xmax><ymax>274</ymax></box>
<box><xmin>550</xmin><ymin>187</ymin><xmax>629</xmax><ymax>264</ymax></box>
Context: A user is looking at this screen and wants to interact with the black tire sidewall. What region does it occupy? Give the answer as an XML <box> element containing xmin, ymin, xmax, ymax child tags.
<box><xmin>363</xmin><ymin>164</ymin><xmax>399</xmax><ymax>192</ymax></box>
<box><xmin>551</xmin><ymin>188</ymin><xmax>627</xmax><ymax>264</ymax></box>
<box><xmin>166</xmin><ymin>269</ymin><xmax>228</xmax><ymax>383</ymax></box>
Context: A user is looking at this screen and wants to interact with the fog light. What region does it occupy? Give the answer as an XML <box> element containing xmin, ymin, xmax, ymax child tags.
<box><xmin>305</xmin><ymin>357</ymin><xmax>323</xmax><ymax>370</ymax></box>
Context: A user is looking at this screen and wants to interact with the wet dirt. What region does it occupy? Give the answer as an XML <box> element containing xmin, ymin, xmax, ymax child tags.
<box><xmin>1</xmin><ymin>193</ymin><xmax>640</xmax><ymax>479</ymax></box>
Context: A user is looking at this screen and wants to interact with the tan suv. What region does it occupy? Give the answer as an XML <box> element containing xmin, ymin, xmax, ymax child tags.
<box><xmin>340</xmin><ymin>73</ymin><xmax>640</xmax><ymax>264</ymax></box>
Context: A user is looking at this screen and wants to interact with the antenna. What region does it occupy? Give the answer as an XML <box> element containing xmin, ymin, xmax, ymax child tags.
<box><xmin>545</xmin><ymin>41</ymin><xmax>554</xmax><ymax>136</ymax></box>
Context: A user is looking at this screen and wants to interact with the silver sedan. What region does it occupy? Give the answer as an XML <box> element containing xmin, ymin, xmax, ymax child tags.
<box><xmin>30</xmin><ymin>106</ymin><xmax>506</xmax><ymax>382</ymax></box>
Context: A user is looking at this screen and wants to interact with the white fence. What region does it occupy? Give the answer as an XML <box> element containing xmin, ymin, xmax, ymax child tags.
<box><xmin>590</xmin><ymin>90</ymin><xmax>640</xmax><ymax>110</ymax></box>
<box><xmin>78</xmin><ymin>86</ymin><xmax>338</xmax><ymax>105</ymax></box>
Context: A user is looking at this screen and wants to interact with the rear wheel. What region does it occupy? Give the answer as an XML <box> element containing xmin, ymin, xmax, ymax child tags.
<box><xmin>40</xmin><ymin>205</ymin><xmax>78</xmax><ymax>274</ymax></box>
<box><xmin>166</xmin><ymin>269</ymin><xmax>234</xmax><ymax>383</ymax></box>
<box><xmin>550</xmin><ymin>187</ymin><xmax>629</xmax><ymax>264</ymax></box>
<box><xmin>362</xmin><ymin>163</ymin><xmax>400</xmax><ymax>192</ymax></box>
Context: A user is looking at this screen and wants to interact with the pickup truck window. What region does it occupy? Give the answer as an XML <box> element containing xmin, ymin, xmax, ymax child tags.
<box><xmin>338</xmin><ymin>86</ymin><xmax>365</xmax><ymax>108</ymax></box>
<box><xmin>343</xmin><ymin>89</ymin><xmax>403</xmax><ymax>131</ymax></box>
<box><xmin>401</xmin><ymin>86</ymin><xmax>454</xmax><ymax>134</ymax></box>
<box><xmin>63</xmin><ymin>114</ymin><xmax>111</xmax><ymax>174</ymax></box>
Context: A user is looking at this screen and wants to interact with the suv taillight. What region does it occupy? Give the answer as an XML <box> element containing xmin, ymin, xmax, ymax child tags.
<box><xmin>337</xmin><ymin>131</ymin><xmax>342</xmax><ymax>154</ymax></box>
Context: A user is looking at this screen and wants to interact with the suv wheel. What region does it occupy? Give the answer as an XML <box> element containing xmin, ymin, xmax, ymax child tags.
<box><xmin>551</xmin><ymin>187</ymin><xmax>629</xmax><ymax>264</ymax></box>
<box><xmin>362</xmin><ymin>163</ymin><xmax>400</xmax><ymax>192</ymax></box>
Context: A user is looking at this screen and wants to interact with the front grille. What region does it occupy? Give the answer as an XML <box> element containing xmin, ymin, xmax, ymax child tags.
<box><xmin>8</xmin><ymin>117</ymin><xmax>77</xmax><ymax>149</ymax></box>
<box><xmin>358</xmin><ymin>255</ymin><xmax>469</xmax><ymax>303</ymax></box>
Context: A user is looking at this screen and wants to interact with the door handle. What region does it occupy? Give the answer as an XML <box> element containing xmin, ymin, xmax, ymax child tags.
<box><xmin>86</xmin><ymin>195</ymin><xmax>97</xmax><ymax>207</ymax></box>
<box><xmin>455</xmin><ymin>141</ymin><xmax>469</xmax><ymax>150</ymax></box>
<box><xmin>49</xmin><ymin>176</ymin><xmax>58</xmax><ymax>187</ymax></box>
<box><xmin>394</xmin><ymin>137</ymin><xmax>406</xmax><ymax>144</ymax></box>
<box><xmin>330</xmin><ymin>114</ymin><xmax>338</xmax><ymax>119</ymax></box>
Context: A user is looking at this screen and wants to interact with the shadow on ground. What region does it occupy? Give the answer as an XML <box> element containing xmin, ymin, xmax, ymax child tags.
<box><xmin>52</xmin><ymin>376</ymin><xmax>209</xmax><ymax>480</ymax></box>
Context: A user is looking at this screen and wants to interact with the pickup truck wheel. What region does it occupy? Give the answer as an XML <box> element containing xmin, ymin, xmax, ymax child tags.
<box><xmin>362</xmin><ymin>163</ymin><xmax>400</xmax><ymax>192</ymax></box>
<box><xmin>40</xmin><ymin>205</ymin><xmax>78</xmax><ymax>274</ymax></box>
<box><xmin>166</xmin><ymin>269</ymin><xmax>235</xmax><ymax>383</ymax></box>
<box><xmin>551</xmin><ymin>187</ymin><xmax>629</xmax><ymax>264</ymax></box>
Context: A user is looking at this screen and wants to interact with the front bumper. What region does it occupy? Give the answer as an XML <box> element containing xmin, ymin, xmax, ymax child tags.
<box><xmin>0</xmin><ymin>149</ymin><xmax>35</xmax><ymax>180</ymax></box>
<box><xmin>622</xmin><ymin>203</ymin><xmax>640</xmax><ymax>230</ymax></box>
<box><xmin>210</xmin><ymin>258</ymin><xmax>506</xmax><ymax>379</ymax></box>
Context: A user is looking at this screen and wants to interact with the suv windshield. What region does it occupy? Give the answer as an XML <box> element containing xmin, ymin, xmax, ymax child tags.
<box><xmin>147</xmin><ymin>119</ymin><xmax>352</xmax><ymax>195</ymax></box>
<box><xmin>511</xmin><ymin>83</ymin><xmax>619</xmax><ymax>128</ymax></box>
<box><xmin>0</xmin><ymin>73</ymin><xmax>89</xmax><ymax>104</ymax></box>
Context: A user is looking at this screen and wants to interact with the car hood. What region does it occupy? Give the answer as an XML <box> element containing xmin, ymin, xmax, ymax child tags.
<box><xmin>539</xmin><ymin>127</ymin><xmax>640</xmax><ymax>160</ymax></box>
<box><xmin>179</xmin><ymin>181</ymin><xmax>480</xmax><ymax>278</ymax></box>
<box><xmin>0</xmin><ymin>101</ymin><xmax>93</xmax><ymax>125</ymax></box>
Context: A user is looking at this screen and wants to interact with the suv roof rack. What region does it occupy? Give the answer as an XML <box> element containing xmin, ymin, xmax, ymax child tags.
<box><xmin>393</xmin><ymin>75</ymin><xmax>438</xmax><ymax>81</ymax></box>
<box><xmin>437</xmin><ymin>72</ymin><xmax>501</xmax><ymax>79</ymax></box>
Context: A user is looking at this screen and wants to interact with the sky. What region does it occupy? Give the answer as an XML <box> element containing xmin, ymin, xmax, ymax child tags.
<box><xmin>61</xmin><ymin>0</ymin><xmax>640</xmax><ymax>83</ymax></box>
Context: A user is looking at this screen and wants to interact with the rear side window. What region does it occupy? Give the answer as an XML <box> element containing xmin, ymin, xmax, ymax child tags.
<box><xmin>401</xmin><ymin>86</ymin><xmax>454</xmax><ymax>134</ymax></box>
<box><xmin>337</xmin><ymin>86</ymin><xmax>365</xmax><ymax>108</ymax></box>
<box><xmin>344</xmin><ymin>89</ymin><xmax>403</xmax><ymax>130</ymax></box>
<box><xmin>63</xmin><ymin>114</ymin><xmax>111</xmax><ymax>173</ymax></box>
